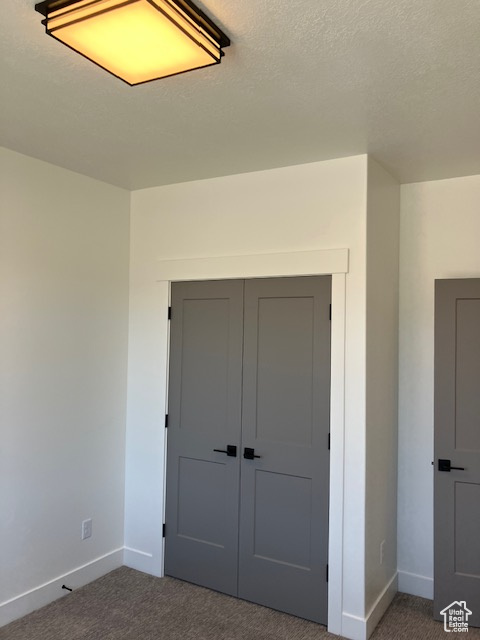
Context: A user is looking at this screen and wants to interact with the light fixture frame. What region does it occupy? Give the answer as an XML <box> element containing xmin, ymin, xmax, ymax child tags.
<box><xmin>35</xmin><ymin>0</ymin><xmax>230</xmax><ymax>86</ymax></box>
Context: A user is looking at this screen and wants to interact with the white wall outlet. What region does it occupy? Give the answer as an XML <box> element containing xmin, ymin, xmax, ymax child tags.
<box><xmin>82</xmin><ymin>518</ymin><xmax>92</xmax><ymax>540</ymax></box>
<box><xmin>380</xmin><ymin>539</ymin><xmax>386</xmax><ymax>565</ymax></box>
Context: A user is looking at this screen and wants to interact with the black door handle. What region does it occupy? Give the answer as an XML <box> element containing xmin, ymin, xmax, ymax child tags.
<box><xmin>438</xmin><ymin>459</ymin><xmax>465</xmax><ymax>472</ymax></box>
<box><xmin>213</xmin><ymin>445</ymin><xmax>237</xmax><ymax>457</ymax></box>
<box><xmin>243</xmin><ymin>447</ymin><xmax>261</xmax><ymax>460</ymax></box>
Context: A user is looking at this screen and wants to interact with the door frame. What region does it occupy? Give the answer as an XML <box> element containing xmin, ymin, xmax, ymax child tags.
<box><xmin>156</xmin><ymin>248</ymin><xmax>348</xmax><ymax>635</ymax></box>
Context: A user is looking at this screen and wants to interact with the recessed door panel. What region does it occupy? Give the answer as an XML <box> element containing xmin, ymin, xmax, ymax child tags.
<box><xmin>179</xmin><ymin>298</ymin><xmax>230</xmax><ymax>438</ymax></box>
<box><xmin>254</xmin><ymin>470</ymin><xmax>312</xmax><ymax>569</ymax></box>
<box><xmin>454</xmin><ymin>482</ymin><xmax>480</xmax><ymax>577</ymax></box>
<box><xmin>455</xmin><ymin>299</ymin><xmax>480</xmax><ymax>451</ymax></box>
<box><xmin>177</xmin><ymin>457</ymin><xmax>228</xmax><ymax>547</ymax></box>
<box><xmin>256</xmin><ymin>297</ymin><xmax>314</xmax><ymax>446</ymax></box>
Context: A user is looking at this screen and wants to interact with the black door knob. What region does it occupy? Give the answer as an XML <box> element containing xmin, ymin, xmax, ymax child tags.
<box><xmin>438</xmin><ymin>459</ymin><xmax>465</xmax><ymax>472</ymax></box>
<box><xmin>243</xmin><ymin>447</ymin><xmax>261</xmax><ymax>460</ymax></box>
<box><xmin>213</xmin><ymin>445</ymin><xmax>237</xmax><ymax>457</ymax></box>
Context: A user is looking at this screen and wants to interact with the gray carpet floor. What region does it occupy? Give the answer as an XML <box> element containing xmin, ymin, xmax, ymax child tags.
<box><xmin>1</xmin><ymin>567</ymin><xmax>479</xmax><ymax>640</ymax></box>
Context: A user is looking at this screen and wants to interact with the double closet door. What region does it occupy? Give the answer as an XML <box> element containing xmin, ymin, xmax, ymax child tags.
<box><xmin>164</xmin><ymin>276</ymin><xmax>331</xmax><ymax>624</ymax></box>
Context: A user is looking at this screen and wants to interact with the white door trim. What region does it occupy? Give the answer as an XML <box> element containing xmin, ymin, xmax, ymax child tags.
<box><xmin>156</xmin><ymin>248</ymin><xmax>348</xmax><ymax>636</ymax></box>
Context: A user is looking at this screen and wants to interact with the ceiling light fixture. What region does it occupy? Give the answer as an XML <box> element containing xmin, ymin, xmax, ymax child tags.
<box><xmin>35</xmin><ymin>0</ymin><xmax>230</xmax><ymax>86</ymax></box>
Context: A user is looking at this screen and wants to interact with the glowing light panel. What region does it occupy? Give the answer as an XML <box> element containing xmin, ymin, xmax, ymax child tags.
<box><xmin>37</xmin><ymin>0</ymin><xmax>228</xmax><ymax>85</ymax></box>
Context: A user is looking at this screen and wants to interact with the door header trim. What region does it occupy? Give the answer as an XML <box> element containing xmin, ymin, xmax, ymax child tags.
<box><xmin>155</xmin><ymin>248</ymin><xmax>349</xmax><ymax>282</ymax></box>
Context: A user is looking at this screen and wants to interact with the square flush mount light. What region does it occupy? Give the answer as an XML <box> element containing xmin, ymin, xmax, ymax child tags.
<box><xmin>35</xmin><ymin>0</ymin><xmax>230</xmax><ymax>85</ymax></box>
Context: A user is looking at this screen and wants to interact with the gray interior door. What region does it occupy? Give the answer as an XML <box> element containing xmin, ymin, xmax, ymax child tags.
<box><xmin>238</xmin><ymin>276</ymin><xmax>331</xmax><ymax>624</ymax></box>
<box><xmin>165</xmin><ymin>276</ymin><xmax>331</xmax><ymax>624</ymax></box>
<box><xmin>165</xmin><ymin>279</ymin><xmax>244</xmax><ymax>596</ymax></box>
<box><xmin>434</xmin><ymin>279</ymin><xmax>480</xmax><ymax>627</ymax></box>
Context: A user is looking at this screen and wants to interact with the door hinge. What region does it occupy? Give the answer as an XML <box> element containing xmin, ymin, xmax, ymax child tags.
<box><xmin>168</xmin><ymin>306</ymin><xmax>172</xmax><ymax>320</ymax></box>
<box><xmin>165</xmin><ymin>414</ymin><xmax>169</xmax><ymax>429</ymax></box>
<box><xmin>163</xmin><ymin>523</ymin><xmax>166</xmax><ymax>538</ymax></box>
<box><xmin>326</xmin><ymin>564</ymin><xmax>329</xmax><ymax>582</ymax></box>
<box><xmin>328</xmin><ymin>433</ymin><xmax>330</xmax><ymax>450</ymax></box>
<box><xmin>329</xmin><ymin>303</ymin><xmax>332</xmax><ymax>321</ymax></box>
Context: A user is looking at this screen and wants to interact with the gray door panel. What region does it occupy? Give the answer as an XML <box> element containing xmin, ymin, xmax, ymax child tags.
<box><xmin>434</xmin><ymin>279</ymin><xmax>480</xmax><ymax>627</ymax></box>
<box><xmin>238</xmin><ymin>276</ymin><xmax>331</xmax><ymax>624</ymax></box>
<box><xmin>165</xmin><ymin>280</ymin><xmax>244</xmax><ymax>596</ymax></box>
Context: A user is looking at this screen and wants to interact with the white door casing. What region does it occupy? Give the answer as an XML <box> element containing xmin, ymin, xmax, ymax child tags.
<box><xmin>151</xmin><ymin>248</ymin><xmax>348</xmax><ymax>635</ymax></box>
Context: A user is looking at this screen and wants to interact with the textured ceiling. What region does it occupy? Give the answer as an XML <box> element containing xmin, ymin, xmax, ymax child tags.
<box><xmin>1</xmin><ymin>0</ymin><xmax>479</xmax><ymax>189</ymax></box>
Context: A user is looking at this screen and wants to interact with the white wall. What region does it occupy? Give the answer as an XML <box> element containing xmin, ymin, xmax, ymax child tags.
<box><xmin>0</xmin><ymin>148</ymin><xmax>130</xmax><ymax>624</ymax></box>
<box><xmin>364</xmin><ymin>159</ymin><xmax>400</xmax><ymax>626</ymax></box>
<box><xmin>126</xmin><ymin>155</ymin><xmax>370</xmax><ymax>632</ymax></box>
<box><xmin>398</xmin><ymin>174</ymin><xmax>480</xmax><ymax>598</ymax></box>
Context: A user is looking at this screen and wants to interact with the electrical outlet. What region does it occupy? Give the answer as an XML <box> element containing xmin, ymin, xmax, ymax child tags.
<box><xmin>380</xmin><ymin>539</ymin><xmax>386</xmax><ymax>565</ymax></box>
<box><xmin>82</xmin><ymin>519</ymin><xmax>92</xmax><ymax>540</ymax></box>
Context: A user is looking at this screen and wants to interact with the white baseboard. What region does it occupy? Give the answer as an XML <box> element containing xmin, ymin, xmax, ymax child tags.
<box><xmin>0</xmin><ymin>548</ymin><xmax>124</xmax><ymax>628</ymax></box>
<box><xmin>365</xmin><ymin>572</ymin><xmax>398</xmax><ymax>638</ymax></box>
<box><xmin>342</xmin><ymin>612</ymin><xmax>367</xmax><ymax>640</ymax></box>
<box><xmin>397</xmin><ymin>570</ymin><xmax>433</xmax><ymax>600</ymax></box>
<box><xmin>341</xmin><ymin>573</ymin><xmax>398</xmax><ymax>640</ymax></box>
<box><xmin>123</xmin><ymin>546</ymin><xmax>161</xmax><ymax>576</ymax></box>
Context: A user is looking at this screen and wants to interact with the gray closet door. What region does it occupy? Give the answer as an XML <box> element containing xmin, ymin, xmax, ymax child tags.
<box><xmin>238</xmin><ymin>276</ymin><xmax>331</xmax><ymax>624</ymax></box>
<box><xmin>164</xmin><ymin>279</ymin><xmax>244</xmax><ymax>596</ymax></box>
<box><xmin>434</xmin><ymin>279</ymin><xmax>480</xmax><ymax>627</ymax></box>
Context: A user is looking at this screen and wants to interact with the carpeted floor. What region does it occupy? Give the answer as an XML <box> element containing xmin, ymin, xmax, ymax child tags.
<box><xmin>1</xmin><ymin>567</ymin><xmax>479</xmax><ymax>640</ymax></box>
